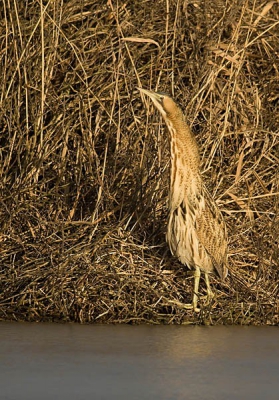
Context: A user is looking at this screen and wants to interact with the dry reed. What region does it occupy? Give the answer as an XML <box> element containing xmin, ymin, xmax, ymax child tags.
<box><xmin>0</xmin><ymin>0</ymin><xmax>278</xmax><ymax>324</ymax></box>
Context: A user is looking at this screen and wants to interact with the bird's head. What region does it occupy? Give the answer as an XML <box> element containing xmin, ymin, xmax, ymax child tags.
<box><xmin>138</xmin><ymin>88</ymin><xmax>179</xmax><ymax>120</ymax></box>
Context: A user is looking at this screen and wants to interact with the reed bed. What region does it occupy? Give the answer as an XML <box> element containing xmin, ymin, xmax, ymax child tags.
<box><xmin>0</xmin><ymin>0</ymin><xmax>278</xmax><ymax>324</ymax></box>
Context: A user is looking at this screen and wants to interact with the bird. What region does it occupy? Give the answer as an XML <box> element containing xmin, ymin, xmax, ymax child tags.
<box><xmin>138</xmin><ymin>87</ymin><xmax>228</xmax><ymax>311</ymax></box>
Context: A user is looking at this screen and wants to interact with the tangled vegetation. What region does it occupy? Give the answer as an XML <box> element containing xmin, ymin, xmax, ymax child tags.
<box><xmin>0</xmin><ymin>0</ymin><xmax>278</xmax><ymax>324</ymax></box>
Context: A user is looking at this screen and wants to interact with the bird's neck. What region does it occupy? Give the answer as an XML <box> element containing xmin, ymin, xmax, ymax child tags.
<box><xmin>166</xmin><ymin>118</ymin><xmax>202</xmax><ymax>209</ymax></box>
<box><xmin>166</xmin><ymin>117</ymin><xmax>200</xmax><ymax>173</ymax></box>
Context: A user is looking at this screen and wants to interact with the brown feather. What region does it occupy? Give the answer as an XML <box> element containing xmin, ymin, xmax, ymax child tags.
<box><xmin>138</xmin><ymin>87</ymin><xmax>228</xmax><ymax>309</ymax></box>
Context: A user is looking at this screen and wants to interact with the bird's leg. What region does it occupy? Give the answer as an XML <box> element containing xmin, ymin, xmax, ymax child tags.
<box><xmin>191</xmin><ymin>266</ymin><xmax>201</xmax><ymax>312</ymax></box>
<box><xmin>204</xmin><ymin>272</ymin><xmax>214</xmax><ymax>304</ymax></box>
<box><xmin>170</xmin><ymin>267</ymin><xmax>201</xmax><ymax>312</ymax></box>
<box><xmin>172</xmin><ymin>267</ymin><xmax>201</xmax><ymax>312</ymax></box>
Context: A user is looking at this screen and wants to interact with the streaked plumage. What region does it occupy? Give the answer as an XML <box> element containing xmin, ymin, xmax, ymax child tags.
<box><xmin>138</xmin><ymin>87</ymin><xmax>228</xmax><ymax>311</ymax></box>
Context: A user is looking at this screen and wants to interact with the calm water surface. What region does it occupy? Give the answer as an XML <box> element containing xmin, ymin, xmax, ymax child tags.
<box><xmin>0</xmin><ymin>322</ymin><xmax>279</xmax><ymax>400</ymax></box>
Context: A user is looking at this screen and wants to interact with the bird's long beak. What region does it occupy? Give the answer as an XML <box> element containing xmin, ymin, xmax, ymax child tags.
<box><xmin>137</xmin><ymin>87</ymin><xmax>162</xmax><ymax>109</ymax></box>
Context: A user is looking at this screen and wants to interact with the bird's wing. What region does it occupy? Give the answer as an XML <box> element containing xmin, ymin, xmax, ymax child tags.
<box><xmin>194</xmin><ymin>187</ymin><xmax>228</xmax><ymax>279</ymax></box>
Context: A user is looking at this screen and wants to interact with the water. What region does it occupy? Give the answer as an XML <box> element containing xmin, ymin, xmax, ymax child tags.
<box><xmin>1</xmin><ymin>322</ymin><xmax>279</xmax><ymax>400</ymax></box>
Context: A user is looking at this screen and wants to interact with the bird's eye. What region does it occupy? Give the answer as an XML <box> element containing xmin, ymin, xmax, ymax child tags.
<box><xmin>159</xmin><ymin>96</ymin><xmax>165</xmax><ymax>105</ymax></box>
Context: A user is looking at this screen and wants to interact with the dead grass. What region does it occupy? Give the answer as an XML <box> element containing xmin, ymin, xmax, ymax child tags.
<box><xmin>0</xmin><ymin>0</ymin><xmax>278</xmax><ymax>324</ymax></box>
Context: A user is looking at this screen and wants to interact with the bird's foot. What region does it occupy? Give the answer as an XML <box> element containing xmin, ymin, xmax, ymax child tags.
<box><xmin>163</xmin><ymin>298</ymin><xmax>200</xmax><ymax>312</ymax></box>
<box><xmin>181</xmin><ymin>302</ymin><xmax>200</xmax><ymax>312</ymax></box>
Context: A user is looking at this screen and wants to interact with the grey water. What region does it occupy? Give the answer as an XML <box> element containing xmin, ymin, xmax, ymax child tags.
<box><xmin>0</xmin><ymin>322</ymin><xmax>279</xmax><ymax>400</ymax></box>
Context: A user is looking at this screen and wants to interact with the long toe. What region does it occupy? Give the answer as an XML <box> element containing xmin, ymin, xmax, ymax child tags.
<box><xmin>183</xmin><ymin>302</ymin><xmax>200</xmax><ymax>312</ymax></box>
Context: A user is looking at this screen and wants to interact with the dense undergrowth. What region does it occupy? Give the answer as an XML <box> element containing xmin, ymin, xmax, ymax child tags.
<box><xmin>0</xmin><ymin>0</ymin><xmax>278</xmax><ymax>324</ymax></box>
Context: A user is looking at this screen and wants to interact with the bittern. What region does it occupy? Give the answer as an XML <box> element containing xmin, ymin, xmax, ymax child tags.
<box><xmin>138</xmin><ymin>87</ymin><xmax>228</xmax><ymax>311</ymax></box>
